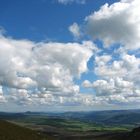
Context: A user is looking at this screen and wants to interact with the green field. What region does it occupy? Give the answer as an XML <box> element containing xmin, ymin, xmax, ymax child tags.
<box><xmin>13</xmin><ymin>115</ymin><xmax>129</xmax><ymax>132</ymax></box>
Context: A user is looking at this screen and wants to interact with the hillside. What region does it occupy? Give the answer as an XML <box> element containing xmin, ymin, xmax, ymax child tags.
<box><xmin>0</xmin><ymin>120</ymin><xmax>53</xmax><ymax>140</ymax></box>
<box><xmin>1</xmin><ymin>110</ymin><xmax>140</xmax><ymax>140</ymax></box>
<box><xmin>0</xmin><ymin>119</ymin><xmax>140</xmax><ymax>140</ymax></box>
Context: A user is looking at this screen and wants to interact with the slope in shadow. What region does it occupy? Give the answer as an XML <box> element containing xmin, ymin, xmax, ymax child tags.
<box><xmin>0</xmin><ymin>120</ymin><xmax>53</xmax><ymax>140</ymax></box>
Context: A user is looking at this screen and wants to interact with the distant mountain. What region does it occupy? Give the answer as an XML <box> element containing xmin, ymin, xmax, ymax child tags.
<box><xmin>0</xmin><ymin>112</ymin><xmax>26</xmax><ymax>119</ymax></box>
<box><xmin>1</xmin><ymin>109</ymin><xmax>140</xmax><ymax>127</ymax></box>
<box><xmin>47</xmin><ymin>109</ymin><xmax>140</xmax><ymax>126</ymax></box>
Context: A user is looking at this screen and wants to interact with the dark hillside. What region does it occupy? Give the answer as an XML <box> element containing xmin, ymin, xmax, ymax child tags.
<box><xmin>0</xmin><ymin>120</ymin><xmax>53</xmax><ymax>140</ymax></box>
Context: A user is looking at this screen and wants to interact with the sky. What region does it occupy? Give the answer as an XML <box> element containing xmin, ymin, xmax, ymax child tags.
<box><xmin>0</xmin><ymin>0</ymin><xmax>140</xmax><ymax>112</ymax></box>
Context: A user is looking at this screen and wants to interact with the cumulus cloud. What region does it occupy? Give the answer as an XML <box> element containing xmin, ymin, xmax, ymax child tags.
<box><xmin>1</xmin><ymin>0</ymin><xmax>140</xmax><ymax>109</ymax></box>
<box><xmin>82</xmin><ymin>80</ymin><xmax>92</xmax><ymax>88</ymax></box>
<box><xmin>83</xmin><ymin>53</ymin><xmax>140</xmax><ymax>106</ymax></box>
<box><xmin>6</xmin><ymin>87</ymin><xmax>96</xmax><ymax>107</ymax></box>
<box><xmin>0</xmin><ymin>34</ymin><xmax>95</xmax><ymax>106</ymax></box>
<box><xmin>85</xmin><ymin>0</ymin><xmax>140</xmax><ymax>49</ymax></box>
<box><xmin>69</xmin><ymin>22</ymin><xmax>81</xmax><ymax>39</ymax></box>
<box><xmin>82</xmin><ymin>1</ymin><xmax>140</xmax><ymax>105</ymax></box>
<box><xmin>55</xmin><ymin>0</ymin><xmax>140</xmax><ymax>108</ymax></box>
<box><xmin>94</xmin><ymin>54</ymin><xmax>140</xmax><ymax>83</ymax></box>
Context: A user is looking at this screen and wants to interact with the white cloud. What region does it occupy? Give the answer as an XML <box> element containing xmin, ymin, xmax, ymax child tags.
<box><xmin>83</xmin><ymin>53</ymin><xmax>140</xmax><ymax>106</ymax></box>
<box><xmin>92</xmin><ymin>78</ymin><xmax>134</xmax><ymax>96</ymax></box>
<box><xmin>94</xmin><ymin>54</ymin><xmax>140</xmax><ymax>83</ymax></box>
<box><xmin>57</xmin><ymin>0</ymin><xmax>140</xmax><ymax>108</ymax></box>
<box><xmin>82</xmin><ymin>80</ymin><xmax>92</xmax><ymax>88</ymax></box>
<box><xmin>95</xmin><ymin>55</ymin><xmax>112</xmax><ymax>66</ymax></box>
<box><xmin>0</xmin><ymin>86</ymin><xmax>6</xmax><ymax>103</ymax></box>
<box><xmin>85</xmin><ymin>0</ymin><xmax>140</xmax><ymax>49</ymax></box>
<box><xmin>0</xmin><ymin>35</ymin><xmax>95</xmax><ymax>106</ymax></box>
<box><xmin>69</xmin><ymin>22</ymin><xmax>81</xmax><ymax>39</ymax></box>
<box><xmin>1</xmin><ymin>0</ymin><xmax>140</xmax><ymax>109</ymax></box>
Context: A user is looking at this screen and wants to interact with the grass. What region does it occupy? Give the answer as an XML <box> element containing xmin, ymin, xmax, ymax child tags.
<box><xmin>0</xmin><ymin>120</ymin><xmax>53</xmax><ymax>140</ymax></box>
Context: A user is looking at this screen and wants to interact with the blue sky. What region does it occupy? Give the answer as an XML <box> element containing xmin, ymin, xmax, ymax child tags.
<box><xmin>0</xmin><ymin>0</ymin><xmax>118</xmax><ymax>42</ymax></box>
<box><xmin>0</xmin><ymin>0</ymin><xmax>118</xmax><ymax>91</ymax></box>
<box><xmin>0</xmin><ymin>0</ymin><xmax>140</xmax><ymax>112</ymax></box>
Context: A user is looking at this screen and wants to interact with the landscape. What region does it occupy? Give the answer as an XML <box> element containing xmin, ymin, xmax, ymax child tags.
<box><xmin>1</xmin><ymin>109</ymin><xmax>140</xmax><ymax>140</ymax></box>
<box><xmin>0</xmin><ymin>0</ymin><xmax>140</xmax><ymax>139</ymax></box>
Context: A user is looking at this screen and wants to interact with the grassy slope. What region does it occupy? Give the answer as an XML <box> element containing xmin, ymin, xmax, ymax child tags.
<box><xmin>0</xmin><ymin>120</ymin><xmax>53</xmax><ymax>140</ymax></box>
